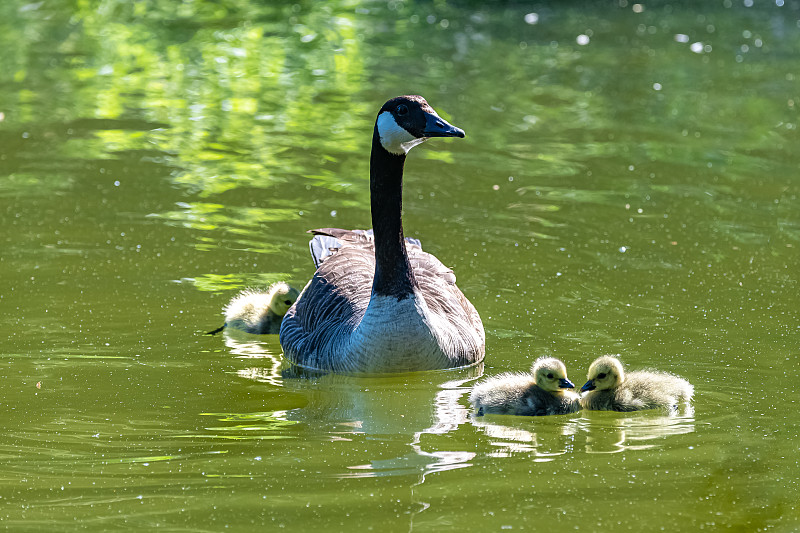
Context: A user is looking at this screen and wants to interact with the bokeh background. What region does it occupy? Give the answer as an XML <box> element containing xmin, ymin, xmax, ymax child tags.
<box><xmin>1</xmin><ymin>0</ymin><xmax>798</xmax><ymax>530</ymax></box>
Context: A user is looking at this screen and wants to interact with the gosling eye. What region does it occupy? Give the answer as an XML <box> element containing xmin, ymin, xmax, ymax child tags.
<box><xmin>284</xmin><ymin>300</ymin><xmax>293</xmax><ymax>305</ymax></box>
<box><xmin>396</xmin><ymin>104</ymin><xmax>408</xmax><ymax>116</ymax></box>
<box><xmin>547</xmin><ymin>373</ymin><xmax>554</xmax><ymax>379</ymax></box>
<box><xmin>597</xmin><ymin>373</ymin><xmax>607</xmax><ymax>379</ymax></box>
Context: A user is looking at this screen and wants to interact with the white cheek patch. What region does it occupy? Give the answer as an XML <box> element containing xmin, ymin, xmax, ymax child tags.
<box><xmin>376</xmin><ymin>111</ymin><xmax>427</xmax><ymax>155</ymax></box>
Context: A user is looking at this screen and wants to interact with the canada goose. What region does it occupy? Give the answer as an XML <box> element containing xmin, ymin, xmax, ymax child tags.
<box><xmin>469</xmin><ymin>357</ymin><xmax>581</xmax><ymax>416</ymax></box>
<box><xmin>579</xmin><ymin>355</ymin><xmax>694</xmax><ymax>412</ymax></box>
<box><xmin>279</xmin><ymin>95</ymin><xmax>485</xmax><ymax>373</ymax></box>
<box><xmin>208</xmin><ymin>282</ymin><xmax>300</xmax><ymax>335</ymax></box>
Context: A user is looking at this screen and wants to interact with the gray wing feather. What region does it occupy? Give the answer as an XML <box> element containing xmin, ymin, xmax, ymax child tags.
<box><xmin>281</xmin><ymin>236</ymin><xmax>375</xmax><ymax>370</ymax></box>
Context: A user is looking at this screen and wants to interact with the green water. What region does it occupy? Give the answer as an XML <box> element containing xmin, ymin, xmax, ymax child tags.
<box><xmin>1</xmin><ymin>0</ymin><xmax>798</xmax><ymax>530</ymax></box>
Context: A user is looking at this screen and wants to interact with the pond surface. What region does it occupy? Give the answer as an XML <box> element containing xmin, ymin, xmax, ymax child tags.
<box><xmin>2</xmin><ymin>0</ymin><xmax>799</xmax><ymax>530</ymax></box>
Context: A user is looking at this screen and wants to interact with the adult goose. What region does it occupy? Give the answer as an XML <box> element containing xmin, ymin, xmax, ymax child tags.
<box><xmin>579</xmin><ymin>355</ymin><xmax>694</xmax><ymax>412</ymax></box>
<box><xmin>279</xmin><ymin>95</ymin><xmax>485</xmax><ymax>373</ymax></box>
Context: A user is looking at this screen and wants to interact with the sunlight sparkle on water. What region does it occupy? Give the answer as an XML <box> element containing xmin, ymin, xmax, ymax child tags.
<box><xmin>524</xmin><ymin>13</ymin><xmax>539</xmax><ymax>25</ymax></box>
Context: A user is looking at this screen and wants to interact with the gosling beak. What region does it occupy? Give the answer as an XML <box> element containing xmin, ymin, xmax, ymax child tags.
<box><xmin>423</xmin><ymin>112</ymin><xmax>465</xmax><ymax>138</ymax></box>
<box><xmin>558</xmin><ymin>378</ymin><xmax>575</xmax><ymax>389</ymax></box>
<box><xmin>580</xmin><ymin>380</ymin><xmax>596</xmax><ymax>392</ymax></box>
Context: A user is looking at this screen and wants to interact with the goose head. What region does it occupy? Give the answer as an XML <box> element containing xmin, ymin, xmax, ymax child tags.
<box><xmin>531</xmin><ymin>357</ymin><xmax>575</xmax><ymax>392</ymax></box>
<box><xmin>375</xmin><ymin>95</ymin><xmax>465</xmax><ymax>155</ymax></box>
<box><xmin>580</xmin><ymin>355</ymin><xmax>625</xmax><ymax>392</ymax></box>
<box><xmin>267</xmin><ymin>282</ymin><xmax>301</xmax><ymax>316</ymax></box>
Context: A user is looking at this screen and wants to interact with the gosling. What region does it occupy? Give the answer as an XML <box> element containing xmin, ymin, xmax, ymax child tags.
<box><xmin>207</xmin><ymin>282</ymin><xmax>300</xmax><ymax>335</ymax></box>
<box><xmin>469</xmin><ymin>357</ymin><xmax>581</xmax><ymax>416</ymax></box>
<box><xmin>579</xmin><ymin>355</ymin><xmax>694</xmax><ymax>412</ymax></box>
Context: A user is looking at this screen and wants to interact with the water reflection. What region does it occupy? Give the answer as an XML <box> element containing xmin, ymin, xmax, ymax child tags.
<box><xmin>210</xmin><ymin>339</ymin><xmax>484</xmax><ymax>478</ymax></box>
<box><xmin>470</xmin><ymin>405</ymin><xmax>695</xmax><ymax>457</ymax></box>
<box><xmin>340</xmin><ymin>374</ymin><xmax>481</xmax><ymax>479</ymax></box>
<box><xmin>218</xmin><ymin>332</ymin><xmax>287</xmax><ymax>387</ymax></box>
<box><xmin>578</xmin><ymin>407</ymin><xmax>696</xmax><ymax>454</ymax></box>
<box><xmin>470</xmin><ymin>413</ymin><xmax>581</xmax><ymax>459</ymax></box>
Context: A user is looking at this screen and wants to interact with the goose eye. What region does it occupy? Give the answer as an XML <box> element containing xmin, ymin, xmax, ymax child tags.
<box><xmin>284</xmin><ymin>300</ymin><xmax>293</xmax><ymax>305</ymax></box>
<box><xmin>597</xmin><ymin>373</ymin><xmax>607</xmax><ymax>379</ymax></box>
<box><xmin>547</xmin><ymin>373</ymin><xmax>554</xmax><ymax>379</ymax></box>
<box><xmin>396</xmin><ymin>104</ymin><xmax>408</xmax><ymax>116</ymax></box>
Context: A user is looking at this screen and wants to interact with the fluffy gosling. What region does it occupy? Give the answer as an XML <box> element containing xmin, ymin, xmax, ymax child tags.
<box><xmin>207</xmin><ymin>282</ymin><xmax>300</xmax><ymax>335</ymax></box>
<box><xmin>579</xmin><ymin>355</ymin><xmax>694</xmax><ymax>412</ymax></box>
<box><xmin>470</xmin><ymin>357</ymin><xmax>581</xmax><ymax>416</ymax></box>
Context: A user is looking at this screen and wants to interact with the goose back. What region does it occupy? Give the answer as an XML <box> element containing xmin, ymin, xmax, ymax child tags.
<box><xmin>280</xmin><ymin>229</ymin><xmax>484</xmax><ymax>373</ymax></box>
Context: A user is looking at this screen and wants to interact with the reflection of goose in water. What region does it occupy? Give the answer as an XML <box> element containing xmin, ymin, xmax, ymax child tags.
<box><xmin>207</xmin><ymin>282</ymin><xmax>300</xmax><ymax>335</ymax></box>
<box><xmin>578</xmin><ymin>407</ymin><xmax>696</xmax><ymax>454</ymax></box>
<box><xmin>231</xmin><ymin>361</ymin><xmax>483</xmax><ymax>478</ymax></box>
<box><xmin>580</xmin><ymin>355</ymin><xmax>694</xmax><ymax>412</ymax></box>
<box><xmin>279</xmin><ymin>96</ymin><xmax>484</xmax><ymax>373</ymax></box>
<box><xmin>468</xmin><ymin>403</ymin><xmax>696</xmax><ymax>458</ymax></box>
<box><xmin>470</xmin><ymin>414</ymin><xmax>581</xmax><ymax>459</ymax></box>
<box><xmin>343</xmin><ymin>374</ymin><xmax>481</xmax><ymax>479</ymax></box>
<box><xmin>469</xmin><ymin>357</ymin><xmax>581</xmax><ymax>416</ymax></box>
<box><xmin>218</xmin><ymin>334</ymin><xmax>291</xmax><ymax>388</ymax></box>
<box><xmin>279</xmin><ymin>367</ymin><xmax>482</xmax><ymax>437</ymax></box>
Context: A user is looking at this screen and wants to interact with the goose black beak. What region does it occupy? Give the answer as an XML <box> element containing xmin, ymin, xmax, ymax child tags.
<box><xmin>423</xmin><ymin>112</ymin><xmax>465</xmax><ymax>138</ymax></box>
<box><xmin>580</xmin><ymin>380</ymin><xmax>596</xmax><ymax>392</ymax></box>
<box><xmin>558</xmin><ymin>378</ymin><xmax>575</xmax><ymax>389</ymax></box>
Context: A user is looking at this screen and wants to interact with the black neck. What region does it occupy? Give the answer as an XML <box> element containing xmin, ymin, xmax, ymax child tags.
<box><xmin>369</xmin><ymin>126</ymin><xmax>416</xmax><ymax>299</ymax></box>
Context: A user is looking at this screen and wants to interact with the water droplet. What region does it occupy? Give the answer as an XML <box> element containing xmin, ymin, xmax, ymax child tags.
<box><xmin>524</xmin><ymin>13</ymin><xmax>539</xmax><ymax>24</ymax></box>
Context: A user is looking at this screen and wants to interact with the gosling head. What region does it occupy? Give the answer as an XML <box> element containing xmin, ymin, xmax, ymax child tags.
<box><xmin>531</xmin><ymin>357</ymin><xmax>575</xmax><ymax>393</ymax></box>
<box><xmin>267</xmin><ymin>282</ymin><xmax>300</xmax><ymax>317</ymax></box>
<box><xmin>375</xmin><ymin>95</ymin><xmax>465</xmax><ymax>156</ymax></box>
<box><xmin>580</xmin><ymin>355</ymin><xmax>625</xmax><ymax>392</ymax></box>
